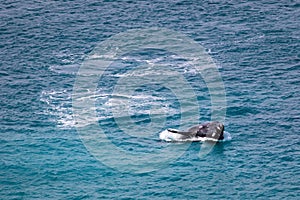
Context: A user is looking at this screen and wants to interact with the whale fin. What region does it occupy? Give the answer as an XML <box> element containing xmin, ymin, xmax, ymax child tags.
<box><xmin>167</xmin><ymin>129</ymin><xmax>192</xmax><ymax>135</ymax></box>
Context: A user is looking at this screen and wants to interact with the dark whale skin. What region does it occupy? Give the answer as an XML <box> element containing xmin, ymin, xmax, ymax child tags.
<box><xmin>168</xmin><ymin>121</ymin><xmax>224</xmax><ymax>140</ymax></box>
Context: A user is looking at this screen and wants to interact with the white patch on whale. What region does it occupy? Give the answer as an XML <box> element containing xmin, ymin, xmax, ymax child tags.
<box><xmin>159</xmin><ymin>130</ymin><xmax>232</xmax><ymax>142</ymax></box>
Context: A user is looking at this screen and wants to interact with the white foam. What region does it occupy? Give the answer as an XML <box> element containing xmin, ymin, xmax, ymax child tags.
<box><xmin>223</xmin><ymin>131</ymin><xmax>232</xmax><ymax>141</ymax></box>
<box><xmin>159</xmin><ymin>129</ymin><xmax>232</xmax><ymax>142</ymax></box>
<box><xmin>40</xmin><ymin>90</ymin><xmax>76</xmax><ymax>129</ymax></box>
<box><xmin>41</xmin><ymin>88</ymin><xmax>179</xmax><ymax>129</ymax></box>
<box><xmin>49</xmin><ymin>64</ymin><xmax>79</xmax><ymax>75</ymax></box>
<box><xmin>43</xmin><ymin>51</ymin><xmax>221</xmax><ymax>129</ymax></box>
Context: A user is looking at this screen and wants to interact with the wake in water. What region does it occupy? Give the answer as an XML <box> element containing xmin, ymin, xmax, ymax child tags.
<box><xmin>42</xmin><ymin>50</ymin><xmax>211</xmax><ymax>130</ymax></box>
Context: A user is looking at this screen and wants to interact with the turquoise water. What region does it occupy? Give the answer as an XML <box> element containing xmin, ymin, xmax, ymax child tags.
<box><xmin>1</xmin><ymin>0</ymin><xmax>299</xmax><ymax>199</ymax></box>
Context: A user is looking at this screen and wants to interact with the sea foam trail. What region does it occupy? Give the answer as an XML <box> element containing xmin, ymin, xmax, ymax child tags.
<box><xmin>40</xmin><ymin>89</ymin><xmax>180</xmax><ymax>129</ymax></box>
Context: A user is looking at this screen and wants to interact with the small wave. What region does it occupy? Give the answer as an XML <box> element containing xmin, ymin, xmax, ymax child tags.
<box><xmin>49</xmin><ymin>64</ymin><xmax>79</xmax><ymax>75</ymax></box>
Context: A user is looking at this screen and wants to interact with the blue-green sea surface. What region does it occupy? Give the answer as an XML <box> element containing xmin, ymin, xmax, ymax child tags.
<box><xmin>1</xmin><ymin>0</ymin><xmax>299</xmax><ymax>199</ymax></box>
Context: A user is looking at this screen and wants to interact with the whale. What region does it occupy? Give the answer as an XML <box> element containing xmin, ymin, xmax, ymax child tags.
<box><xmin>161</xmin><ymin>121</ymin><xmax>224</xmax><ymax>142</ymax></box>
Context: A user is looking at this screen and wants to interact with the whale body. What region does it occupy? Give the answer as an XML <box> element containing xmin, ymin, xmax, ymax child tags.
<box><xmin>160</xmin><ymin>121</ymin><xmax>225</xmax><ymax>142</ymax></box>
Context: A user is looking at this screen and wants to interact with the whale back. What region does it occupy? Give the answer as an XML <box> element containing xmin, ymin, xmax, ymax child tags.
<box><xmin>188</xmin><ymin>121</ymin><xmax>224</xmax><ymax>140</ymax></box>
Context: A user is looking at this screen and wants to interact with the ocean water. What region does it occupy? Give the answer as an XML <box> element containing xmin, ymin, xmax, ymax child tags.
<box><xmin>1</xmin><ymin>0</ymin><xmax>299</xmax><ymax>199</ymax></box>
